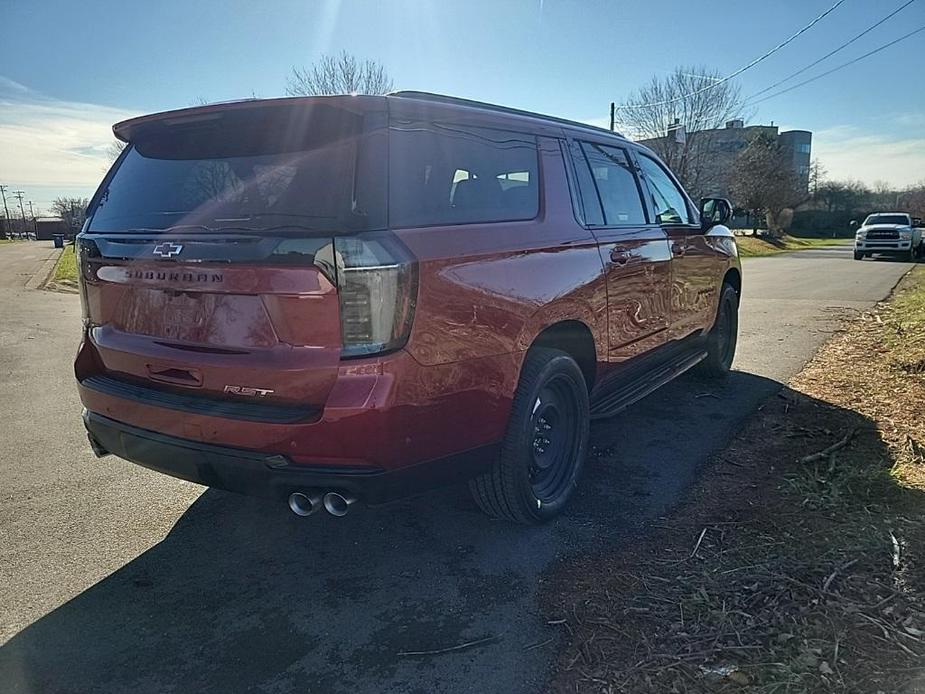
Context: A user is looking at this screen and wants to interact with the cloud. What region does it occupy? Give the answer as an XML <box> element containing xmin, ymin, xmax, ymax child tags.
<box><xmin>891</xmin><ymin>112</ymin><xmax>925</xmax><ymax>129</ymax></box>
<box><xmin>0</xmin><ymin>77</ymin><xmax>138</xmax><ymax>191</ymax></box>
<box><xmin>811</xmin><ymin>125</ymin><xmax>925</xmax><ymax>188</ymax></box>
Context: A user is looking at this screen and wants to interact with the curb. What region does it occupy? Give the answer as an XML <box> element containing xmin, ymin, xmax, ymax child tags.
<box><xmin>26</xmin><ymin>247</ymin><xmax>64</xmax><ymax>291</ymax></box>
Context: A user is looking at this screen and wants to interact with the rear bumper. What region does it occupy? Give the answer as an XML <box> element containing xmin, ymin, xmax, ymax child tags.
<box><xmin>83</xmin><ymin>409</ymin><xmax>496</xmax><ymax>504</ymax></box>
<box><xmin>76</xmin><ymin>344</ymin><xmax>519</xmax><ymax>472</ymax></box>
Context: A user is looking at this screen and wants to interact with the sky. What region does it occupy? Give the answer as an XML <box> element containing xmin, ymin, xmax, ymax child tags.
<box><xmin>1</xmin><ymin>0</ymin><xmax>923</xmax><ymax>214</ymax></box>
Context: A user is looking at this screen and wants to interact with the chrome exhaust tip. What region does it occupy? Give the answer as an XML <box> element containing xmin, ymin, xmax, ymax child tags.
<box><xmin>323</xmin><ymin>492</ymin><xmax>358</xmax><ymax>517</ymax></box>
<box><xmin>288</xmin><ymin>491</ymin><xmax>323</xmax><ymax>517</ymax></box>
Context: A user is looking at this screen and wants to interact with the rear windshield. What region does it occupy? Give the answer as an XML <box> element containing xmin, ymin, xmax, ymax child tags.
<box><xmin>89</xmin><ymin>104</ymin><xmax>540</xmax><ymax>234</ymax></box>
<box><xmin>88</xmin><ymin>103</ymin><xmax>387</xmax><ymax>234</ymax></box>
<box><xmin>864</xmin><ymin>214</ymin><xmax>910</xmax><ymax>226</ymax></box>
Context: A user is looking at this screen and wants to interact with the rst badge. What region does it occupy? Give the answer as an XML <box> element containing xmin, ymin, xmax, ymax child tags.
<box><xmin>152</xmin><ymin>241</ymin><xmax>184</xmax><ymax>258</ymax></box>
<box><xmin>224</xmin><ymin>385</ymin><xmax>275</xmax><ymax>397</ymax></box>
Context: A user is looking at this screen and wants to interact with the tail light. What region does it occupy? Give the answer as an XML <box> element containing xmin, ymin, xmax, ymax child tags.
<box><xmin>334</xmin><ymin>233</ymin><xmax>418</xmax><ymax>359</ymax></box>
<box><xmin>76</xmin><ymin>236</ymin><xmax>100</xmax><ymax>326</ymax></box>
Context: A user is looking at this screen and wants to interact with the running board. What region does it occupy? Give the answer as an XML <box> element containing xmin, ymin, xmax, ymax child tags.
<box><xmin>589</xmin><ymin>349</ymin><xmax>708</xmax><ymax>420</ymax></box>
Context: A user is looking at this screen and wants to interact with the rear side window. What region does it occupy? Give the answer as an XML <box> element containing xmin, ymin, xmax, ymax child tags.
<box><xmin>389</xmin><ymin>125</ymin><xmax>538</xmax><ymax>227</ymax></box>
<box><xmin>637</xmin><ymin>154</ymin><xmax>692</xmax><ymax>225</ymax></box>
<box><xmin>579</xmin><ymin>143</ymin><xmax>646</xmax><ymax>226</ymax></box>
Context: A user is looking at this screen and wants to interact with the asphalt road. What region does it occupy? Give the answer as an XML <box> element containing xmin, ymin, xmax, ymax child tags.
<box><xmin>0</xmin><ymin>241</ymin><xmax>61</xmax><ymax>289</ymax></box>
<box><xmin>0</xmin><ymin>243</ymin><xmax>912</xmax><ymax>694</ymax></box>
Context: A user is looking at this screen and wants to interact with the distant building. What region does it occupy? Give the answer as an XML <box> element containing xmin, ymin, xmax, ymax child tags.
<box><xmin>639</xmin><ymin>120</ymin><xmax>812</xmax><ymax>201</ymax></box>
<box><xmin>34</xmin><ymin>217</ymin><xmax>69</xmax><ymax>241</ymax></box>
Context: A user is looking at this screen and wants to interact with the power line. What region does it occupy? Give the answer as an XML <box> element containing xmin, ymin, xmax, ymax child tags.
<box><xmin>747</xmin><ymin>0</ymin><xmax>919</xmax><ymax>100</ymax></box>
<box><xmin>745</xmin><ymin>25</ymin><xmax>925</xmax><ymax>105</ymax></box>
<box><xmin>617</xmin><ymin>0</ymin><xmax>847</xmax><ymax>111</ymax></box>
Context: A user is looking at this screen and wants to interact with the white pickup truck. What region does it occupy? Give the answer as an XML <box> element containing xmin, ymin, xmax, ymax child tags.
<box><xmin>853</xmin><ymin>212</ymin><xmax>924</xmax><ymax>262</ymax></box>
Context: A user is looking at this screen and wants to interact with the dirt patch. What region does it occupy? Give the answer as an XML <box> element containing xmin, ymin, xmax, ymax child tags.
<box><xmin>543</xmin><ymin>268</ymin><xmax>925</xmax><ymax>693</ymax></box>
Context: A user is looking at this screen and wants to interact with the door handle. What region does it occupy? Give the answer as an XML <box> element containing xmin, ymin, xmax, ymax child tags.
<box><xmin>610</xmin><ymin>246</ymin><xmax>631</xmax><ymax>264</ymax></box>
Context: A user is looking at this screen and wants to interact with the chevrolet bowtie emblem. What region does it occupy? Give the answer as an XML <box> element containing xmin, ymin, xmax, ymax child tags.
<box><xmin>152</xmin><ymin>241</ymin><xmax>184</xmax><ymax>258</ymax></box>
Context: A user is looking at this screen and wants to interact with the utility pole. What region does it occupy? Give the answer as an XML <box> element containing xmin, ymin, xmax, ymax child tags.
<box><xmin>609</xmin><ymin>102</ymin><xmax>615</xmax><ymax>132</ymax></box>
<box><xmin>27</xmin><ymin>201</ymin><xmax>36</xmax><ymax>238</ymax></box>
<box><xmin>13</xmin><ymin>191</ymin><xmax>27</xmax><ymax>237</ymax></box>
<box><xmin>0</xmin><ymin>185</ymin><xmax>10</xmax><ymax>237</ymax></box>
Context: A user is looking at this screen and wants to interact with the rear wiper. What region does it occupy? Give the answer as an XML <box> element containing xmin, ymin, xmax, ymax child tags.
<box><xmin>125</xmin><ymin>224</ymin><xmax>334</xmax><ymax>236</ymax></box>
<box><xmin>118</xmin><ymin>225</ymin><xmax>216</xmax><ymax>234</ymax></box>
<box><xmin>218</xmin><ymin>212</ymin><xmax>338</xmax><ymax>221</ymax></box>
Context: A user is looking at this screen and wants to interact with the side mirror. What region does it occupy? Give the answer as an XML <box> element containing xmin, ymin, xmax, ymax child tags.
<box><xmin>849</xmin><ymin>220</ymin><xmax>858</xmax><ymax>229</ymax></box>
<box><xmin>700</xmin><ymin>197</ymin><xmax>732</xmax><ymax>232</ymax></box>
<box><xmin>913</xmin><ymin>217</ymin><xmax>923</xmax><ymax>228</ymax></box>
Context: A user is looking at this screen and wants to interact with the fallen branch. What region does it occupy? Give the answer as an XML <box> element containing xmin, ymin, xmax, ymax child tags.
<box><xmin>689</xmin><ymin>527</ymin><xmax>708</xmax><ymax>559</ymax></box>
<box><xmin>822</xmin><ymin>558</ymin><xmax>859</xmax><ymax>592</ymax></box>
<box><xmin>397</xmin><ymin>635</ymin><xmax>499</xmax><ymax>657</ymax></box>
<box><xmin>800</xmin><ymin>429</ymin><xmax>857</xmax><ymax>464</ymax></box>
<box><xmin>523</xmin><ymin>637</ymin><xmax>554</xmax><ymax>651</ymax></box>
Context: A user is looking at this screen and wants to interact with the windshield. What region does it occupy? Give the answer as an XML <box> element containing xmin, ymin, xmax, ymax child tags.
<box><xmin>88</xmin><ymin>103</ymin><xmax>386</xmax><ymax>234</ymax></box>
<box><xmin>864</xmin><ymin>214</ymin><xmax>910</xmax><ymax>226</ymax></box>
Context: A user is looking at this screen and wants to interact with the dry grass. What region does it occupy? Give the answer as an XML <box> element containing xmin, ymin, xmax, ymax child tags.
<box><xmin>735</xmin><ymin>234</ymin><xmax>850</xmax><ymax>258</ymax></box>
<box><xmin>50</xmin><ymin>243</ymin><xmax>78</xmax><ymax>287</ymax></box>
<box><xmin>544</xmin><ymin>268</ymin><xmax>925</xmax><ymax>693</ymax></box>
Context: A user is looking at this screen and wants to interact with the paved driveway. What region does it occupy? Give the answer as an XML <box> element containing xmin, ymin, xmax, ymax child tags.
<box><xmin>0</xmin><ymin>246</ymin><xmax>913</xmax><ymax>693</ymax></box>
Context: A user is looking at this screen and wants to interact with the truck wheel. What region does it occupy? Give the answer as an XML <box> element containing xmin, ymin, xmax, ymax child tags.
<box><xmin>696</xmin><ymin>283</ymin><xmax>739</xmax><ymax>378</ymax></box>
<box><xmin>853</xmin><ymin>250</ymin><xmax>864</xmax><ymax>260</ymax></box>
<box><xmin>469</xmin><ymin>347</ymin><xmax>589</xmax><ymax>524</ymax></box>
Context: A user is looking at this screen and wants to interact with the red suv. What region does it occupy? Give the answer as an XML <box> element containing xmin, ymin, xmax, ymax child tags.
<box><xmin>76</xmin><ymin>92</ymin><xmax>740</xmax><ymax>523</ymax></box>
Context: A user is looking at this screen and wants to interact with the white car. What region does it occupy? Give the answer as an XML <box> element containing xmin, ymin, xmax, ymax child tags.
<box><xmin>854</xmin><ymin>212</ymin><xmax>923</xmax><ymax>262</ymax></box>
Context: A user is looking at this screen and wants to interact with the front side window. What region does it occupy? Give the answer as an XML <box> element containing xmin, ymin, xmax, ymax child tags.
<box><xmin>579</xmin><ymin>143</ymin><xmax>646</xmax><ymax>226</ymax></box>
<box><xmin>637</xmin><ymin>154</ymin><xmax>692</xmax><ymax>225</ymax></box>
<box><xmin>389</xmin><ymin>125</ymin><xmax>539</xmax><ymax>227</ymax></box>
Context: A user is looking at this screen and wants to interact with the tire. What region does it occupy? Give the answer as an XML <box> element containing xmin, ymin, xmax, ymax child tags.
<box><xmin>469</xmin><ymin>347</ymin><xmax>589</xmax><ymax>524</ymax></box>
<box><xmin>853</xmin><ymin>250</ymin><xmax>864</xmax><ymax>260</ymax></box>
<box><xmin>696</xmin><ymin>283</ymin><xmax>739</xmax><ymax>378</ymax></box>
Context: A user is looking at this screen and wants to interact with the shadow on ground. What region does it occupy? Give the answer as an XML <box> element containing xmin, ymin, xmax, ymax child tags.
<box><xmin>547</xmin><ymin>386</ymin><xmax>925</xmax><ymax>693</ymax></box>
<box><xmin>0</xmin><ymin>371</ymin><xmax>784</xmax><ymax>694</ymax></box>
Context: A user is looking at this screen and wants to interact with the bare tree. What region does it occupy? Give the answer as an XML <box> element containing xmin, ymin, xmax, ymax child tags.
<box><xmin>730</xmin><ymin>134</ymin><xmax>801</xmax><ymax>237</ymax></box>
<box><xmin>615</xmin><ymin>66</ymin><xmax>749</xmax><ymax>198</ymax></box>
<box><xmin>51</xmin><ymin>197</ymin><xmax>90</xmax><ymax>234</ymax></box>
<box><xmin>286</xmin><ymin>51</ymin><xmax>393</xmax><ymax>96</ymax></box>
<box><xmin>106</xmin><ymin>139</ymin><xmax>127</xmax><ymax>164</ymax></box>
<box><xmin>808</xmin><ymin>158</ymin><xmax>826</xmax><ymax>197</ymax></box>
<box><xmin>899</xmin><ymin>183</ymin><xmax>925</xmax><ymax>218</ymax></box>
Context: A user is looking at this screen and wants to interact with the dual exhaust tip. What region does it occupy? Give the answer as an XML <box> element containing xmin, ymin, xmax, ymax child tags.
<box><xmin>288</xmin><ymin>491</ymin><xmax>357</xmax><ymax>518</ymax></box>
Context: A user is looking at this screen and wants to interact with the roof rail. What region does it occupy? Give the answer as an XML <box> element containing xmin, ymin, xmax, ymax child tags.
<box><xmin>389</xmin><ymin>91</ymin><xmax>624</xmax><ymax>138</ymax></box>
